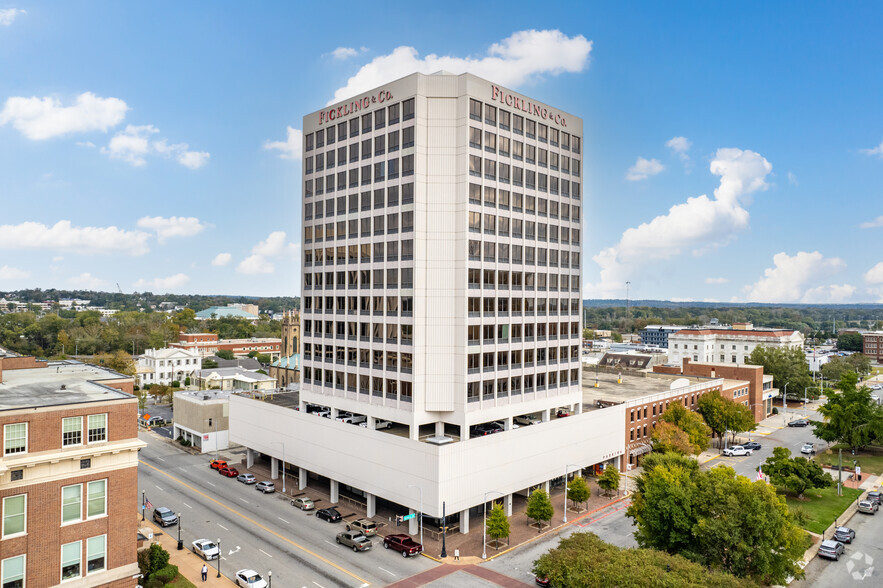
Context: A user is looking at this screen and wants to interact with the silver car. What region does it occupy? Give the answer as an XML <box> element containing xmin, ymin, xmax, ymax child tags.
<box><xmin>818</xmin><ymin>539</ymin><xmax>845</xmax><ymax>561</ymax></box>
<box><xmin>255</xmin><ymin>481</ymin><xmax>275</xmax><ymax>494</ymax></box>
<box><xmin>858</xmin><ymin>500</ymin><xmax>878</xmax><ymax>514</ymax></box>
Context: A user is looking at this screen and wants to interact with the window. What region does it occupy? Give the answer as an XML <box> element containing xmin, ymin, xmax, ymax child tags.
<box><xmin>402</xmin><ymin>98</ymin><xmax>415</xmax><ymax>120</ymax></box>
<box><xmin>469</xmin><ymin>127</ymin><xmax>482</xmax><ymax>149</ymax></box>
<box><xmin>1</xmin><ymin>555</ymin><xmax>25</xmax><ymax>588</ymax></box>
<box><xmin>3</xmin><ymin>423</ymin><xmax>26</xmax><ymax>455</ymax></box>
<box><xmin>62</xmin><ymin>484</ymin><xmax>81</xmax><ymax>523</ymax></box>
<box><xmin>87</xmin><ymin>535</ymin><xmax>106</xmax><ymax>574</ymax></box>
<box><xmin>402</xmin><ymin>126</ymin><xmax>414</xmax><ymax>148</ymax></box>
<box><xmin>469</xmin><ymin>99</ymin><xmax>482</xmax><ymax>121</ymax></box>
<box><xmin>388</xmin><ymin>102</ymin><xmax>400</xmax><ymax>124</ymax></box>
<box><xmin>402</xmin><ymin>154</ymin><xmax>414</xmax><ymax>176</ymax></box>
<box><xmin>2</xmin><ymin>495</ymin><xmax>25</xmax><ymax>538</ymax></box>
<box><xmin>62</xmin><ymin>417</ymin><xmax>82</xmax><ymax>447</ymax></box>
<box><xmin>87</xmin><ymin>414</ymin><xmax>106</xmax><ymax>443</ymax></box>
<box><xmin>87</xmin><ymin>480</ymin><xmax>106</xmax><ymax>518</ymax></box>
<box><xmin>61</xmin><ymin>540</ymin><xmax>81</xmax><ymax>581</ymax></box>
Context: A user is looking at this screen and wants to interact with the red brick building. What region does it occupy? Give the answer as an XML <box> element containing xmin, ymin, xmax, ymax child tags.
<box><xmin>170</xmin><ymin>332</ymin><xmax>282</xmax><ymax>360</ymax></box>
<box><xmin>0</xmin><ymin>354</ymin><xmax>144</xmax><ymax>587</ymax></box>
<box><xmin>862</xmin><ymin>332</ymin><xmax>883</xmax><ymax>361</ymax></box>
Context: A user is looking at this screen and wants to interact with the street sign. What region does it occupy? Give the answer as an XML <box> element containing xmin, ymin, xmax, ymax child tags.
<box><xmin>401</xmin><ymin>513</ymin><xmax>416</xmax><ymax>521</ymax></box>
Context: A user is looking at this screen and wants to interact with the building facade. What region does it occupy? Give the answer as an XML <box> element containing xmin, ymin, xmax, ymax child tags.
<box><xmin>269</xmin><ymin>311</ymin><xmax>300</xmax><ymax>388</ymax></box>
<box><xmin>172</xmin><ymin>391</ymin><xmax>230</xmax><ymax>454</ymax></box>
<box><xmin>667</xmin><ymin>325</ymin><xmax>804</xmax><ymax>366</ymax></box>
<box><xmin>862</xmin><ymin>332</ymin><xmax>883</xmax><ymax>361</ymax></box>
<box><xmin>135</xmin><ymin>347</ymin><xmax>202</xmax><ymax>388</ymax></box>
<box><xmin>638</xmin><ymin>325</ymin><xmax>685</xmax><ymax>348</ymax></box>
<box><xmin>170</xmin><ymin>333</ymin><xmax>281</xmax><ymax>360</ymax></box>
<box><xmin>0</xmin><ymin>355</ymin><xmax>144</xmax><ymax>588</ymax></box>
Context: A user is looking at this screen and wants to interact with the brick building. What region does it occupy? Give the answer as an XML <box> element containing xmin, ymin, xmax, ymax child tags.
<box><xmin>170</xmin><ymin>332</ymin><xmax>282</xmax><ymax>360</ymax></box>
<box><xmin>0</xmin><ymin>355</ymin><xmax>144</xmax><ymax>588</ymax></box>
<box><xmin>862</xmin><ymin>332</ymin><xmax>883</xmax><ymax>361</ymax></box>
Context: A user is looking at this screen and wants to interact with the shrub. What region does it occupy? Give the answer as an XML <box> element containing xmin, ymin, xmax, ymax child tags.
<box><xmin>146</xmin><ymin>543</ymin><xmax>169</xmax><ymax>576</ymax></box>
<box><xmin>170</xmin><ymin>380</ymin><xmax>180</xmax><ymax>388</ymax></box>
<box><xmin>145</xmin><ymin>578</ymin><xmax>163</xmax><ymax>588</ymax></box>
<box><xmin>772</xmin><ymin>407</ymin><xmax>779</xmax><ymax>415</ymax></box>
<box><xmin>151</xmin><ymin>564</ymin><xmax>178</xmax><ymax>584</ymax></box>
<box><xmin>184</xmin><ymin>376</ymin><xmax>191</xmax><ymax>386</ymax></box>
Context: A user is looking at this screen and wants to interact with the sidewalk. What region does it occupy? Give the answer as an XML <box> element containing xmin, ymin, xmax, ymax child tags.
<box><xmin>139</xmin><ymin>514</ymin><xmax>234</xmax><ymax>586</ymax></box>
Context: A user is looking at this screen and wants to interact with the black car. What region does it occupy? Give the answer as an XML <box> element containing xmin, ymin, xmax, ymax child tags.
<box><xmin>743</xmin><ymin>441</ymin><xmax>762</xmax><ymax>451</ymax></box>
<box><xmin>153</xmin><ymin>507</ymin><xmax>178</xmax><ymax>527</ymax></box>
<box><xmin>867</xmin><ymin>491</ymin><xmax>882</xmax><ymax>506</ymax></box>
<box><xmin>788</xmin><ymin>419</ymin><xmax>810</xmax><ymax>427</ymax></box>
<box><xmin>316</xmin><ymin>507</ymin><xmax>342</xmax><ymax>522</ymax></box>
<box><xmin>470</xmin><ymin>423</ymin><xmax>504</xmax><ymax>438</ymax></box>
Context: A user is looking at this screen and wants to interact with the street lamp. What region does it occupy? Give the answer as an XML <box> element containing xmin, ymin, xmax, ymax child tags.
<box><xmin>407</xmin><ymin>484</ymin><xmax>423</xmax><ymax>548</ymax></box>
<box><xmin>141</xmin><ymin>490</ymin><xmax>146</xmax><ymax>522</ymax></box>
<box><xmin>563</xmin><ymin>464</ymin><xmax>580</xmax><ymax>523</ymax></box>
<box><xmin>271</xmin><ymin>441</ymin><xmax>286</xmax><ymax>493</ymax></box>
<box><xmin>177</xmin><ymin>513</ymin><xmax>182</xmax><ymax>550</ymax></box>
<box><xmin>782</xmin><ymin>382</ymin><xmax>789</xmax><ymax>425</ymax></box>
<box><xmin>268</xmin><ymin>570</ymin><xmax>272</xmax><ymax>587</ymax></box>
<box><xmin>207</xmin><ymin>418</ymin><xmax>219</xmax><ymax>460</ymax></box>
<box><xmin>482</xmin><ymin>490</ymin><xmax>504</xmax><ymax>559</ymax></box>
<box><xmin>216</xmin><ymin>538</ymin><xmax>222</xmax><ymax>578</ymax></box>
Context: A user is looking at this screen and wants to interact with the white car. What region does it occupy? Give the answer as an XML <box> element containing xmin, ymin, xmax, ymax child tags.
<box><xmin>801</xmin><ymin>443</ymin><xmax>815</xmax><ymax>454</ymax></box>
<box><xmin>191</xmin><ymin>539</ymin><xmax>219</xmax><ymax>560</ymax></box>
<box><xmin>359</xmin><ymin>419</ymin><xmax>393</xmax><ymax>430</ymax></box>
<box><xmin>722</xmin><ymin>445</ymin><xmax>752</xmax><ymax>457</ymax></box>
<box><xmin>495</xmin><ymin>421</ymin><xmax>519</xmax><ymax>430</ymax></box>
<box><xmin>514</xmin><ymin>414</ymin><xmax>541</xmax><ymax>426</ymax></box>
<box><xmin>337</xmin><ymin>412</ymin><xmax>368</xmax><ymax>425</ymax></box>
<box><xmin>235</xmin><ymin>569</ymin><xmax>267</xmax><ymax>588</ymax></box>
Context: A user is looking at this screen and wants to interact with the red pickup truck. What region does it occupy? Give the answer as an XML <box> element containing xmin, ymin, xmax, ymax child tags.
<box><xmin>382</xmin><ymin>534</ymin><xmax>423</xmax><ymax>557</ymax></box>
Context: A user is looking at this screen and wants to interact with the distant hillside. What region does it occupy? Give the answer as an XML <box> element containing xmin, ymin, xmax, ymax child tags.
<box><xmin>584</xmin><ymin>299</ymin><xmax>883</xmax><ymax>310</ymax></box>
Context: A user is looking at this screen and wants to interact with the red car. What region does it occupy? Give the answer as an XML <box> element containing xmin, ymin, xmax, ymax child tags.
<box><xmin>556</xmin><ymin>409</ymin><xmax>571</xmax><ymax>418</ymax></box>
<box><xmin>382</xmin><ymin>534</ymin><xmax>423</xmax><ymax>558</ymax></box>
<box><xmin>218</xmin><ymin>466</ymin><xmax>239</xmax><ymax>477</ymax></box>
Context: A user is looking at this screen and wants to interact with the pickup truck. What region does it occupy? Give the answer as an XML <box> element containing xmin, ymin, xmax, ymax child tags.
<box><xmin>722</xmin><ymin>445</ymin><xmax>752</xmax><ymax>457</ymax></box>
<box><xmin>382</xmin><ymin>534</ymin><xmax>423</xmax><ymax>557</ymax></box>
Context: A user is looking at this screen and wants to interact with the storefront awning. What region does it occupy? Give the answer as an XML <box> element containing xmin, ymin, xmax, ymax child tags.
<box><xmin>629</xmin><ymin>443</ymin><xmax>653</xmax><ymax>457</ymax></box>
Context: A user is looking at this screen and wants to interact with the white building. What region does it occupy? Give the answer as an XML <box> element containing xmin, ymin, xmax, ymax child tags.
<box><xmin>136</xmin><ymin>347</ymin><xmax>202</xmax><ymax>387</ymax></box>
<box><xmin>668</xmin><ymin>324</ymin><xmax>805</xmax><ymax>366</ymax></box>
<box><xmin>231</xmin><ymin>72</ymin><xmax>621</xmax><ymax>535</ymax></box>
<box><xmin>195</xmin><ymin>367</ymin><xmax>276</xmax><ymax>391</ymax></box>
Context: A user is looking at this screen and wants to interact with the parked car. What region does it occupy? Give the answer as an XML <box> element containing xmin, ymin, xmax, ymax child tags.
<box><xmin>336</xmin><ymin>412</ymin><xmax>368</xmax><ymax>425</ymax></box>
<box><xmin>346</xmin><ymin>518</ymin><xmax>378</xmax><ymax>536</ymax></box>
<box><xmin>153</xmin><ymin>507</ymin><xmax>178</xmax><ymax>527</ymax></box>
<box><xmin>336</xmin><ymin>530</ymin><xmax>372</xmax><ymax>552</ymax></box>
<box><xmin>255</xmin><ymin>481</ymin><xmax>275</xmax><ymax>494</ymax></box>
<box><xmin>833</xmin><ymin>526</ymin><xmax>855</xmax><ymax>544</ymax></box>
<box><xmin>291</xmin><ymin>497</ymin><xmax>315</xmax><ymax>510</ymax></box>
<box><xmin>360</xmin><ymin>419</ymin><xmax>393</xmax><ymax>430</ymax></box>
<box><xmin>858</xmin><ymin>500</ymin><xmax>879</xmax><ymax>514</ymax></box>
<box><xmin>383</xmin><ymin>533</ymin><xmax>424</xmax><ymax>557</ymax></box>
<box><xmin>470</xmin><ymin>423</ymin><xmax>503</xmax><ymax>437</ymax></box>
<box><xmin>209</xmin><ymin>459</ymin><xmax>228</xmax><ymax>470</ymax></box>
<box><xmin>801</xmin><ymin>443</ymin><xmax>815</xmax><ymax>455</ymax></box>
<box><xmin>818</xmin><ymin>539</ymin><xmax>845</xmax><ymax>561</ymax></box>
<box><xmin>722</xmin><ymin>445</ymin><xmax>752</xmax><ymax>457</ymax></box>
<box><xmin>314</xmin><ymin>408</ymin><xmax>332</xmax><ymax>418</ymax></box>
<box><xmin>234</xmin><ymin>569</ymin><xmax>268</xmax><ymax>588</ymax></box>
<box><xmin>514</xmin><ymin>414</ymin><xmax>541</xmax><ymax>426</ymax></box>
<box><xmin>535</xmin><ymin>577</ymin><xmax>551</xmax><ymax>587</ymax></box>
<box><xmin>866</xmin><ymin>491</ymin><xmax>882</xmax><ymax>505</ymax></box>
<box><xmin>556</xmin><ymin>409</ymin><xmax>571</xmax><ymax>418</ymax></box>
<box><xmin>494</xmin><ymin>421</ymin><xmax>519</xmax><ymax>430</ymax></box>
<box><xmin>237</xmin><ymin>473</ymin><xmax>257</xmax><ymax>484</ymax></box>
<box><xmin>316</xmin><ymin>507</ymin><xmax>342</xmax><ymax>522</ymax></box>
<box><xmin>192</xmin><ymin>538</ymin><xmax>220</xmax><ymax>560</ymax></box>
<box><xmin>788</xmin><ymin>419</ymin><xmax>810</xmax><ymax>427</ymax></box>
<box><xmin>143</xmin><ymin>416</ymin><xmax>165</xmax><ymax>427</ymax></box>
<box><xmin>742</xmin><ymin>441</ymin><xmax>762</xmax><ymax>451</ymax></box>
<box><xmin>219</xmin><ymin>466</ymin><xmax>239</xmax><ymax>477</ymax></box>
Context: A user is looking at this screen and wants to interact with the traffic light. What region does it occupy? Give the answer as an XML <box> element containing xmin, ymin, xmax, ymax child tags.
<box><xmin>208</xmin><ymin>418</ymin><xmax>212</xmax><ymax>427</ymax></box>
<box><xmin>395</xmin><ymin>515</ymin><xmax>403</xmax><ymax>526</ymax></box>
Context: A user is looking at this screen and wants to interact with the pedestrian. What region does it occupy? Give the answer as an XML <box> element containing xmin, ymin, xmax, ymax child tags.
<box><xmin>454</xmin><ymin>548</ymin><xmax>460</xmax><ymax>561</ymax></box>
<box><xmin>201</xmin><ymin>564</ymin><xmax>208</xmax><ymax>581</ymax></box>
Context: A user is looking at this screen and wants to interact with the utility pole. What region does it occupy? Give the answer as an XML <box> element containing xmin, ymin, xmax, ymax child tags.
<box><xmin>626</xmin><ymin>281</ymin><xmax>631</xmax><ymax>320</ymax></box>
<box><xmin>838</xmin><ymin>448</ymin><xmax>842</xmax><ymax>496</ymax></box>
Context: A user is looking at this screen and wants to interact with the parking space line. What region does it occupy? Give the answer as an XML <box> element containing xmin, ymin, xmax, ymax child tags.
<box><xmin>205</xmin><ymin>481</ymin><xmax>216</xmax><ymax>487</ymax></box>
<box><xmin>277</xmin><ymin>517</ymin><xmax>290</xmax><ymax>524</ymax></box>
<box><xmin>313</xmin><ymin>582</ymin><xmax>326</xmax><ymax>588</ymax></box>
<box><xmin>218</xmin><ymin>523</ymin><xmax>229</xmax><ymax>531</ymax></box>
<box><xmin>378</xmin><ymin>567</ymin><xmax>396</xmax><ymax>577</ymax></box>
<box><xmin>239</xmin><ymin>498</ymin><xmax>249</xmax><ymax>504</ymax></box>
<box><xmin>259</xmin><ymin>549</ymin><xmax>273</xmax><ymax>558</ymax></box>
<box><xmin>155</xmin><ymin>485</ymin><xmax>164</xmax><ymax>491</ymax></box>
<box><xmin>183</xmin><ymin>502</ymin><xmax>193</xmax><ymax>509</ymax></box>
<box><xmin>155</xmin><ymin>456</ymin><xmax>165</xmax><ymax>462</ymax></box>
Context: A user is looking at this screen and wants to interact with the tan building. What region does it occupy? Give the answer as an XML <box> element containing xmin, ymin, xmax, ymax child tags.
<box><xmin>0</xmin><ymin>355</ymin><xmax>144</xmax><ymax>588</ymax></box>
<box><xmin>195</xmin><ymin>367</ymin><xmax>276</xmax><ymax>391</ymax></box>
<box><xmin>269</xmin><ymin>311</ymin><xmax>300</xmax><ymax>388</ymax></box>
<box><xmin>171</xmin><ymin>333</ymin><xmax>282</xmax><ymax>360</ymax></box>
<box><xmin>172</xmin><ymin>391</ymin><xmax>230</xmax><ymax>453</ymax></box>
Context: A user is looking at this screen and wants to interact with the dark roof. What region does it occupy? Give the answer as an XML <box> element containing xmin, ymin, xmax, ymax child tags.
<box><xmin>205</xmin><ymin>356</ymin><xmax>263</xmax><ymax>370</ymax></box>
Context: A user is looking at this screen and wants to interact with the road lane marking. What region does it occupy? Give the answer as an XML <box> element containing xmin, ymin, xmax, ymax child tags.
<box><xmin>205</xmin><ymin>481</ymin><xmax>216</xmax><ymax>487</ymax></box>
<box><xmin>378</xmin><ymin>567</ymin><xmax>396</xmax><ymax>577</ymax></box>
<box><xmin>155</xmin><ymin>456</ymin><xmax>166</xmax><ymax>462</ymax></box>
<box><xmin>218</xmin><ymin>524</ymin><xmax>229</xmax><ymax>531</ymax></box>
<box><xmin>260</xmin><ymin>549</ymin><xmax>273</xmax><ymax>558</ymax></box>
<box><xmin>139</xmin><ymin>459</ymin><xmax>371</xmax><ymax>585</ymax></box>
<box><xmin>324</xmin><ymin>540</ymin><xmax>336</xmax><ymax>546</ymax></box>
<box><xmin>239</xmin><ymin>498</ymin><xmax>250</xmax><ymax>504</ymax></box>
<box><xmin>278</xmin><ymin>517</ymin><xmax>290</xmax><ymax>524</ymax></box>
<box><xmin>155</xmin><ymin>485</ymin><xmax>164</xmax><ymax>491</ymax></box>
<box><xmin>183</xmin><ymin>502</ymin><xmax>193</xmax><ymax>509</ymax></box>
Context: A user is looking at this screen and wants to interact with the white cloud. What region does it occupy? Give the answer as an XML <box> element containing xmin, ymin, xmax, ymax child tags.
<box><xmin>237</xmin><ymin>254</ymin><xmax>275</xmax><ymax>274</ymax></box>
<box><xmin>101</xmin><ymin>124</ymin><xmax>209</xmax><ymax>168</ymax></box>
<box><xmin>328</xmin><ymin>29</ymin><xmax>592</xmax><ymax>105</ymax></box>
<box><xmin>801</xmin><ymin>284</ymin><xmax>856</xmax><ymax>303</ymax></box>
<box><xmin>0</xmin><ymin>92</ymin><xmax>128</xmax><ymax>140</ymax></box>
<box><xmin>134</xmin><ymin>273</ymin><xmax>190</xmax><ymax>292</ymax></box>
<box><xmin>743</xmin><ymin>251</ymin><xmax>845</xmax><ymax>303</ymax></box>
<box><xmin>626</xmin><ymin>157</ymin><xmax>664</xmax><ymax>181</ymax></box>
<box><xmin>586</xmin><ymin>148</ymin><xmax>772</xmax><ymax>298</ymax></box>
<box><xmin>705</xmin><ymin>277</ymin><xmax>728</xmax><ymax>284</ymax></box>
<box><xmin>264</xmin><ymin>126</ymin><xmax>302</xmax><ymax>161</ymax></box>
<box><xmin>860</xmin><ymin>139</ymin><xmax>883</xmax><ymax>157</ymax></box>
<box><xmin>237</xmin><ymin>231</ymin><xmax>299</xmax><ymax>275</ymax></box>
<box><xmin>666</xmin><ymin>136</ymin><xmax>691</xmax><ymax>165</ymax></box>
<box><xmin>0</xmin><ymin>265</ymin><xmax>30</xmax><ymax>280</ymax></box>
<box><xmin>75</xmin><ymin>141</ymin><xmax>95</xmax><ymax>148</ymax></box>
<box><xmin>0</xmin><ymin>8</ymin><xmax>26</xmax><ymax>26</ymax></box>
<box><xmin>860</xmin><ymin>216</ymin><xmax>883</xmax><ymax>229</ymax></box>
<box><xmin>67</xmin><ymin>272</ymin><xmax>106</xmax><ymax>289</ymax></box>
<box><xmin>864</xmin><ymin>261</ymin><xmax>883</xmax><ymax>284</ymax></box>
<box><xmin>211</xmin><ymin>252</ymin><xmax>232</xmax><ymax>267</ymax></box>
<box><xmin>331</xmin><ymin>47</ymin><xmax>359</xmax><ymax>59</ymax></box>
<box><xmin>787</xmin><ymin>171</ymin><xmax>798</xmax><ymax>186</ymax></box>
<box><xmin>0</xmin><ymin>220</ymin><xmax>150</xmax><ymax>255</ymax></box>
<box><xmin>136</xmin><ymin>216</ymin><xmax>207</xmax><ymax>242</ymax></box>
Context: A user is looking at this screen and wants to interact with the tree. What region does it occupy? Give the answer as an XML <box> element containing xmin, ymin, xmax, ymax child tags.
<box><xmin>821</xmin><ymin>354</ymin><xmax>871</xmax><ymax>382</ymax></box>
<box><xmin>651</xmin><ymin>422</ymin><xmax>694</xmax><ymax>455</ymax></box>
<box><xmin>598</xmin><ymin>466</ymin><xmax>620</xmax><ymax>497</ymax></box>
<box><xmin>184</xmin><ymin>376</ymin><xmax>191</xmax><ymax>386</ymax></box>
<box><xmin>567</xmin><ymin>476</ymin><xmax>590</xmax><ymax>511</ymax></box>
<box><xmin>202</xmin><ymin>358</ymin><xmax>218</xmax><ymax>369</ymax></box>
<box><xmin>533</xmin><ymin>532</ymin><xmax>757</xmax><ymax>588</ymax></box>
<box><xmin>582</xmin><ymin>328</ymin><xmax>595</xmax><ymax>340</ymax></box>
<box><xmin>726</xmin><ymin>402</ymin><xmax>757</xmax><ymax>445</ymax></box>
<box><xmin>216</xmin><ymin>349</ymin><xmax>235</xmax><ymax>360</ymax></box>
<box><xmin>611</xmin><ymin>331</ymin><xmax>623</xmax><ymax>343</ymax></box>
<box><xmin>659</xmin><ymin>403</ymin><xmax>711</xmax><ymax>454</ymax></box>
<box><xmin>837</xmin><ymin>332</ymin><xmax>863</xmax><ymax>352</ymax></box>
<box><xmin>485</xmin><ymin>502</ymin><xmax>510</xmax><ymax>548</ymax></box>
<box><xmin>256</xmin><ymin>353</ymin><xmax>271</xmax><ymax>364</ymax></box>
<box><xmin>761</xmin><ymin>447</ymin><xmax>832</xmax><ymax>499</ymax></box>
<box><xmin>90</xmin><ymin>350</ymin><xmax>135</xmax><ymax>375</ymax></box>
<box><xmin>627</xmin><ymin>453</ymin><xmax>806</xmax><ymax>584</ymax></box>
<box><xmin>747</xmin><ymin>345</ymin><xmax>819</xmax><ymax>400</ymax></box>
<box><xmin>526</xmin><ymin>489</ymin><xmax>554</xmax><ymax>531</ymax></box>
<box><xmin>697</xmin><ymin>391</ymin><xmax>757</xmax><ymax>449</ymax></box>
<box><xmin>814</xmin><ymin>373</ymin><xmax>883</xmax><ymax>451</ymax></box>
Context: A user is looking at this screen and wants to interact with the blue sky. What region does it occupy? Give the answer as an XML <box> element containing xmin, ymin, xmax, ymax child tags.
<box><xmin>1</xmin><ymin>1</ymin><xmax>881</xmax><ymax>302</ymax></box>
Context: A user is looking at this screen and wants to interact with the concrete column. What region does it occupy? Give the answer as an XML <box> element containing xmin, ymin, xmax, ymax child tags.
<box><xmin>543</xmin><ymin>480</ymin><xmax>550</xmax><ymax>494</ymax></box>
<box><xmin>409</xmin><ymin>424</ymin><xmax>419</xmax><ymax>440</ymax></box>
<box><xmin>298</xmin><ymin>467</ymin><xmax>307</xmax><ymax>490</ymax></box>
<box><xmin>460</xmin><ymin>509</ymin><xmax>470</xmax><ymax>534</ymax></box>
<box><xmin>504</xmin><ymin>494</ymin><xmax>513</xmax><ymax>517</ymax></box>
<box><xmin>435</xmin><ymin>421</ymin><xmax>445</xmax><ymax>436</ymax></box>
<box><xmin>246</xmin><ymin>448</ymin><xmax>255</xmax><ymax>469</ymax></box>
<box><xmin>367</xmin><ymin>416</ymin><xmax>376</xmax><ymax>429</ymax></box>
<box><xmin>500</xmin><ymin>417</ymin><xmax>512</xmax><ymax>431</ymax></box>
<box><xmin>408</xmin><ymin>509</ymin><xmax>418</xmax><ymax>535</ymax></box>
<box><xmin>366</xmin><ymin>493</ymin><xmax>376</xmax><ymax>518</ymax></box>
<box><xmin>331</xmin><ymin>407</ymin><xmax>339</xmax><ymax>419</ymax></box>
<box><xmin>542</xmin><ymin>408</ymin><xmax>551</xmax><ymax>422</ymax></box>
<box><xmin>330</xmin><ymin>480</ymin><xmax>339</xmax><ymax>503</ymax></box>
<box><xmin>270</xmin><ymin>457</ymin><xmax>279</xmax><ymax>480</ymax></box>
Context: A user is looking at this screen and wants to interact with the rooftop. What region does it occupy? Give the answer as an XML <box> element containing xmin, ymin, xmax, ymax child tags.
<box><xmin>580</xmin><ymin>369</ymin><xmax>711</xmax><ymax>410</ymax></box>
<box><xmin>0</xmin><ymin>360</ymin><xmax>133</xmax><ymax>411</ymax></box>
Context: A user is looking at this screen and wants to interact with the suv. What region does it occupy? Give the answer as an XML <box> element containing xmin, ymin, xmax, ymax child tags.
<box><xmin>722</xmin><ymin>445</ymin><xmax>752</xmax><ymax>457</ymax></box>
<box><xmin>514</xmin><ymin>414</ymin><xmax>541</xmax><ymax>426</ymax></box>
<box><xmin>336</xmin><ymin>530</ymin><xmax>372</xmax><ymax>552</ymax></box>
<box><xmin>209</xmin><ymin>459</ymin><xmax>228</xmax><ymax>470</ymax></box>
<box><xmin>858</xmin><ymin>500</ymin><xmax>878</xmax><ymax>514</ymax></box>
<box><xmin>153</xmin><ymin>507</ymin><xmax>178</xmax><ymax>527</ymax></box>
<box><xmin>382</xmin><ymin>534</ymin><xmax>423</xmax><ymax>557</ymax></box>
<box><xmin>471</xmin><ymin>423</ymin><xmax>503</xmax><ymax>437</ymax></box>
<box><xmin>788</xmin><ymin>419</ymin><xmax>810</xmax><ymax>427</ymax></box>
<box><xmin>833</xmin><ymin>526</ymin><xmax>855</xmax><ymax>544</ymax></box>
<box><xmin>337</xmin><ymin>412</ymin><xmax>368</xmax><ymax>425</ymax></box>
<box><xmin>346</xmin><ymin>518</ymin><xmax>378</xmax><ymax>537</ymax></box>
<box><xmin>360</xmin><ymin>419</ymin><xmax>393</xmax><ymax>430</ymax></box>
<box><xmin>866</xmin><ymin>491</ymin><xmax>882</xmax><ymax>505</ymax></box>
<box><xmin>818</xmin><ymin>539</ymin><xmax>845</xmax><ymax>561</ymax></box>
<box><xmin>255</xmin><ymin>481</ymin><xmax>275</xmax><ymax>494</ymax></box>
<box><xmin>801</xmin><ymin>443</ymin><xmax>815</xmax><ymax>455</ymax></box>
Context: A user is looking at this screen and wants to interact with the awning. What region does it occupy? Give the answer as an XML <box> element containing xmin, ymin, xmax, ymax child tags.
<box><xmin>629</xmin><ymin>443</ymin><xmax>653</xmax><ymax>457</ymax></box>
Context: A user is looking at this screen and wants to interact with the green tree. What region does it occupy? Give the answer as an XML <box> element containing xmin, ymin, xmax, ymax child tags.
<box><xmin>659</xmin><ymin>403</ymin><xmax>711</xmax><ymax>454</ymax></box>
<box><xmin>485</xmin><ymin>502</ymin><xmax>510</xmax><ymax>548</ymax></box>
<box><xmin>837</xmin><ymin>332</ymin><xmax>863</xmax><ymax>352</ymax></box>
<box><xmin>814</xmin><ymin>373</ymin><xmax>883</xmax><ymax>451</ymax></box>
<box><xmin>256</xmin><ymin>353</ymin><xmax>271</xmax><ymax>364</ymax></box>
<box><xmin>761</xmin><ymin>447</ymin><xmax>832</xmax><ymax>499</ymax></box>
<box><xmin>651</xmin><ymin>421</ymin><xmax>694</xmax><ymax>455</ymax></box>
<box><xmin>747</xmin><ymin>345</ymin><xmax>819</xmax><ymax>400</ymax></box>
<box><xmin>846</xmin><ymin>353</ymin><xmax>872</xmax><ymax>376</ymax></box>
<box><xmin>697</xmin><ymin>391</ymin><xmax>757</xmax><ymax>449</ymax></box>
<box><xmin>821</xmin><ymin>356</ymin><xmax>853</xmax><ymax>382</ymax></box>
<box><xmin>533</xmin><ymin>532</ymin><xmax>758</xmax><ymax>588</ymax></box>
<box><xmin>582</xmin><ymin>328</ymin><xmax>595</xmax><ymax>340</ymax></box>
<box><xmin>145</xmin><ymin>543</ymin><xmax>170</xmax><ymax>577</ymax></box>
<box><xmin>526</xmin><ymin>488</ymin><xmax>554</xmax><ymax>531</ymax></box>
<box><xmin>611</xmin><ymin>331</ymin><xmax>623</xmax><ymax>343</ymax></box>
<box><xmin>216</xmin><ymin>349</ymin><xmax>235</xmax><ymax>360</ymax></box>
<box><xmin>567</xmin><ymin>475</ymin><xmax>590</xmax><ymax>511</ymax></box>
<box><xmin>202</xmin><ymin>358</ymin><xmax>218</xmax><ymax>369</ymax></box>
<box><xmin>598</xmin><ymin>466</ymin><xmax>620</xmax><ymax>496</ymax></box>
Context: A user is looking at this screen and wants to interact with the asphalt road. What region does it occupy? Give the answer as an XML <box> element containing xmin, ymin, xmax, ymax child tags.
<box><xmin>138</xmin><ymin>432</ymin><xmax>437</xmax><ymax>587</ymax></box>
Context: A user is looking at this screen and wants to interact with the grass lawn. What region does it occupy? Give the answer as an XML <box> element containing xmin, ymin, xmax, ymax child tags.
<box><xmin>784</xmin><ymin>485</ymin><xmax>863</xmax><ymax>534</ymax></box>
<box><xmin>165</xmin><ymin>574</ymin><xmax>197</xmax><ymax>588</ymax></box>
<box><xmin>814</xmin><ymin>446</ymin><xmax>883</xmax><ymax>475</ymax></box>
